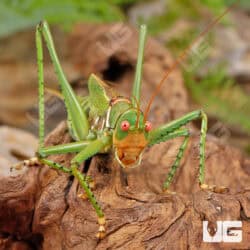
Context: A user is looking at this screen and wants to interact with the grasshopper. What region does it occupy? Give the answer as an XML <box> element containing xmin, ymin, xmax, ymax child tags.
<box><xmin>12</xmin><ymin>2</ymin><xmax>235</xmax><ymax>239</ymax></box>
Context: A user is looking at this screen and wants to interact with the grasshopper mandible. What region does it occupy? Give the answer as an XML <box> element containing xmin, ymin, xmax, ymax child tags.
<box><xmin>12</xmin><ymin>2</ymin><xmax>236</xmax><ymax>239</ymax></box>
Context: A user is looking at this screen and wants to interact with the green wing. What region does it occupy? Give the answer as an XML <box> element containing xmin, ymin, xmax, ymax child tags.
<box><xmin>87</xmin><ymin>74</ymin><xmax>110</xmax><ymax>118</ymax></box>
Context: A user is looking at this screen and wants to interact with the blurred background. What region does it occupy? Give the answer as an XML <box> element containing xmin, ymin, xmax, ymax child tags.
<box><xmin>0</xmin><ymin>0</ymin><xmax>249</xmax><ymax>160</ymax></box>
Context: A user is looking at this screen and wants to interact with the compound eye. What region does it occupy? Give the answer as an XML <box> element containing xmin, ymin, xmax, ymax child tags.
<box><xmin>121</xmin><ymin>120</ymin><xmax>130</xmax><ymax>131</ymax></box>
<box><xmin>145</xmin><ymin>121</ymin><xmax>152</xmax><ymax>132</ymax></box>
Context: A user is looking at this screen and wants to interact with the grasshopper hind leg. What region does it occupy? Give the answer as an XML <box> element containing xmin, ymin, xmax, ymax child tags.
<box><xmin>36</xmin><ymin>21</ymin><xmax>89</xmax><ymax>144</ymax></box>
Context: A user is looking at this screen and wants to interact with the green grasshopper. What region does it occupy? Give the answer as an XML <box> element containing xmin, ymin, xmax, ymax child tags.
<box><xmin>12</xmin><ymin>3</ymin><xmax>235</xmax><ymax>239</ymax></box>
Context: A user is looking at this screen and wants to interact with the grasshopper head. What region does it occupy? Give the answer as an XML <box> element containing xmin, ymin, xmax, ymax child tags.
<box><xmin>113</xmin><ymin>109</ymin><xmax>152</xmax><ymax>168</ymax></box>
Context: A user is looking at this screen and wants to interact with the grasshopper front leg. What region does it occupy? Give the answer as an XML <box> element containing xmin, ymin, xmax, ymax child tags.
<box><xmin>161</xmin><ymin>129</ymin><xmax>190</xmax><ymax>192</ymax></box>
<box><xmin>148</xmin><ymin>110</ymin><xmax>228</xmax><ymax>193</ymax></box>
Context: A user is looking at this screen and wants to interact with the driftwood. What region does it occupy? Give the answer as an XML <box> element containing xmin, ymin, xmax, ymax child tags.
<box><xmin>0</xmin><ymin>24</ymin><xmax>249</xmax><ymax>250</ymax></box>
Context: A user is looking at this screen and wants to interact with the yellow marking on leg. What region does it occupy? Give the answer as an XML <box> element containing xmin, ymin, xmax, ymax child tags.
<box><xmin>97</xmin><ymin>216</ymin><xmax>106</xmax><ymax>239</ymax></box>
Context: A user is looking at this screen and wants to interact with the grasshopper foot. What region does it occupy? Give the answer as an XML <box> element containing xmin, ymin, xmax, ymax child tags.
<box><xmin>10</xmin><ymin>157</ymin><xmax>39</xmax><ymax>171</ymax></box>
<box><xmin>200</xmin><ymin>184</ymin><xmax>229</xmax><ymax>194</ymax></box>
<box><xmin>23</xmin><ymin>157</ymin><xmax>39</xmax><ymax>166</ymax></box>
<box><xmin>163</xmin><ymin>189</ymin><xmax>176</xmax><ymax>195</ymax></box>
<box><xmin>96</xmin><ymin>217</ymin><xmax>106</xmax><ymax>239</ymax></box>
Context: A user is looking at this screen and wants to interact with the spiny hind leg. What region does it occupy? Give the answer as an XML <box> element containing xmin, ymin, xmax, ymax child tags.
<box><xmin>36</xmin><ymin>21</ymin><xmax>89</xmax><ymax>142</ymax></box>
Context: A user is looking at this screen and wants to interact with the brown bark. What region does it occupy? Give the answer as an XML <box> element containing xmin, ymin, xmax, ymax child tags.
<box><xmin>0</xmin><ymin>24</ymin><xmax>249</xmax><ymax>250</ymax></box>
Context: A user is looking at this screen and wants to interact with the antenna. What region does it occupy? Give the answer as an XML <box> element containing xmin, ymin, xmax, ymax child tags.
<box><xmin>144</xmin><ymin>1</ymin><xmax>238</xmax><ymax>121</ymax></box>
